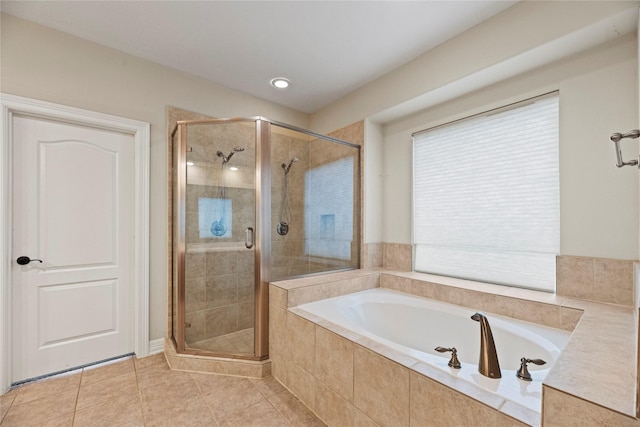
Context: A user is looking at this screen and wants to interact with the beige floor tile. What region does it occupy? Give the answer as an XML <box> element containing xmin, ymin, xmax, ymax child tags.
<box><xmin>73</xmin><ymin>393</ymin><xmax>144</xmax><ymax>427</ymax></box>
<box><xmin>2</xmin><ymin>350</ymin><xmax>325</xmax><ymax>427</ymax></box>
<box><xmin>137</xmin><ymin>363</ymin><xmax>194</xmax><ymax>390</ymax></box>
<box><xmin>12</xmin><ymin>370</ymin><xmax>81</xmax><ymax>406</ymax></box>
<box><xmin>217</xmin><ymin>399</ymin><xmax>288</xmax><ymax>427</ymax></box>
<box><xmin>267</xmin><ymin>389</ymin><xmax>323</xmax><ymax>426</ymax></box>
<box><xmin>81</xmin><ymin>357</ymin><xmax>135</xmax><ymax>386</ymax></box>
<box><xmin>134</xmin><ymin>353</ymin><xmax>168</xmax><ymax>371</ymax></box>
<box><xmin>250</xmin><ymin>375</ymin><xmax>286</xmax><ymax>398</ymax></box>
<box><xmin>295</xmin><ymin>420</ymin><xmax>326</xmax><ymax>427</ymax></box>
<box><xmin>139</xmin><ymin>375</ymin><xmax>201</xmax><ymax>415</ymax></box>
<box><xmin>143</xmin><ymin>395</ymin><xmax>217</xmax><ymax>427</ymax></box>
<box><xmin>0</xmin><ymin>392</ymin><xmax>16</xmax><ymax>421</ymax></box>
<box><xmin>2</xmin><ymin>413</ymin><xmax>74</xmax><ymax>427</ymax></box>
<box><xmin>1</xmin><ymin>389</ymin><xmax>77</xmax><ymax>426</ymax></box>
<box><xmin>76</xmin><ymin>371</ymin><xmax>138</xmax><ymax>410</ymax></box>
<box><xmin>192</xmin><ymin>373</ymin><xmax>266</xmax><ymax>420</ymax></box>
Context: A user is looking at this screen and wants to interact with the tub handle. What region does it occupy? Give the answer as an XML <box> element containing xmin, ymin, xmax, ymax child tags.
<box><xmin>435</xmin><ymin>346</ymin><xmax>461</xmax><ymax>369</ymax></box>
<box><xmin>245</xmin><ymin>227</ymin><xmax>254</xmax><ymax>249</ymax></box>
<box><xmin>516</xmin><ymin>357</ymin><xmax>546</xmax><ymax>381</ymax></box>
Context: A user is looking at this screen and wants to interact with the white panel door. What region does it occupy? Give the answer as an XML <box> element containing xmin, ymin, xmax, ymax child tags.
<box><xmin>11</xmin><ymin>115</ymin><xmax>134</xmax><ymax>382</ymax></box>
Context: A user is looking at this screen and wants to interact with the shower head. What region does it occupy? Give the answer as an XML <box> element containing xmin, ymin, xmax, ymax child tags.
<box><xmin>282</xmin><ymin>157</ymin><xmax>299</xmax><ymax>175</ymax></box>
<box><xmin>218</xmin><ymin>147</ymin><xmax>245</xmax><ymax>164</ymax></box>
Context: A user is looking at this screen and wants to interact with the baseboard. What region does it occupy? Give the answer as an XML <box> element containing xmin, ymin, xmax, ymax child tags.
<box><xmin>148</xmin><ymin>338</ymin><xmax>165</xmax><ymax>355</ymax></box>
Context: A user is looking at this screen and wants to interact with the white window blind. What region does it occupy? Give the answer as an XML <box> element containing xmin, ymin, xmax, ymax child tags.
<box><xmin>413</xmin><ymin>94</ymin><xmax>559</xmax><ymax>291</ymax></box>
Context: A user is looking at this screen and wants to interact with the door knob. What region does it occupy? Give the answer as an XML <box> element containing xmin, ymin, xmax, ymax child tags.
<box><xmin>16</xmin><ymin>256</ymin><xmax>43</xmax><ymax>265</ymax></box>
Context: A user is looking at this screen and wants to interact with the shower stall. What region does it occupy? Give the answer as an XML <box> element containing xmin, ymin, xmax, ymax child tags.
<box><xmin>171</xmin><ymin>117</ymin><xmax>360</xmax><ymax>361</ymax></box>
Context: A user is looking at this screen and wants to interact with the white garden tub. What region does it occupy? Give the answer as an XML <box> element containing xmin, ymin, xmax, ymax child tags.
<box><xmin>297</xmin><ymin>288</ymin><xmax>571</xmax><ymax>412</ymax></box>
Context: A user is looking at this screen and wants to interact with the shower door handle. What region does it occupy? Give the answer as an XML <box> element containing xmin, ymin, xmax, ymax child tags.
<box><xmin>245</xmin><ymin>227</ymin><xmax>254</xmax><ymax>249</ymax></box>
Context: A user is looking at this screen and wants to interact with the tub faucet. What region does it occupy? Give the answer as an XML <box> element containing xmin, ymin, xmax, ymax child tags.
<box><xmin>471</xmin><ymin>312</ymin><xmax>501</xmax><ymax>379</ymax></box>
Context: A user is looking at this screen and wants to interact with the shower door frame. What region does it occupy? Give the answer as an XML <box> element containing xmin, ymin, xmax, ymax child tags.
<box><xmin>171</xmin><ymin>117</ymin><xmax>361</xmax><ymax>362</ymax></box>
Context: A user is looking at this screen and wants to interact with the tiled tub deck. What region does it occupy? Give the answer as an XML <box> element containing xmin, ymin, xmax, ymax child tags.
<box><xmin>269</xmin><ymin>269</ymin><xmax>637</xmax><ymax>426</ymax></box>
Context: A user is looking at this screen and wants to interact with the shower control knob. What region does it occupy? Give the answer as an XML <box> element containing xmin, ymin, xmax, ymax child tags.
<box><xmin>277</xmin><ymin>221</ymin><xmax>289</xmax><ymax>236</ymax></box>
<box><xmin>16</xmin><ymin>256</ymin><xmax>43</xmax><ymax>265</ymax></box>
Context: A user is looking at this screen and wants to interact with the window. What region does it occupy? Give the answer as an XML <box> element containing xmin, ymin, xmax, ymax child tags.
<box><xmin>412</xmin><ymin>93</ymin><xmax>559</xmax><ymax>291</ymax></box>
<box><xmin>198</xmin><ymin>197</ymin><xmax>232</xmax><ymax>238</ymax></box>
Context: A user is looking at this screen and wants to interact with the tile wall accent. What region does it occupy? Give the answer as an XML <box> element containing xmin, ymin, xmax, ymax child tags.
<box><xmin>557</xmin><ymin>255</ymin><xmax>635</xmax><ymax>306</ymax></box>
<box><xmin>379</xmin><ymin>273</ymin><xmax>577</xmax><ymax>331</ymax></box>
<box><xmin>369</xmin><ymin>248</ymin><xmax>637</xmax><ymax>305</ymax></box>
<box><xmin>271</xmin><ymin>269</ymin><xmax>380</xmax><ymax>308</ymax></box>
<box><xmin>361</xmin><ymin>243</ymin><xmax>383</xmax><ymax>269</ymax></box>
<box><xmin>382</xmin><ymin>243</ymin><xmax>412</xmax><ymax>271</ymax></box>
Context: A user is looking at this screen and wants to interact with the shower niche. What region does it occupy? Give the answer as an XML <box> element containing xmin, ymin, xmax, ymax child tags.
<box><xmin>171</xmin><ymin>117</ymin><xmax>360</xmax><ymax>362</ymax></box>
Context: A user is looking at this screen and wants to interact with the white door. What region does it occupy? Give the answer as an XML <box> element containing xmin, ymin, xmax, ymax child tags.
<box><xmin>11</xmin><ymin>115</ymin><xmax>135</xmax><ymax>382</ymax></box>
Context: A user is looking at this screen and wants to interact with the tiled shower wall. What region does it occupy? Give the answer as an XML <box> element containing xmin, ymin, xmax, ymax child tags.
<box><xmin>184</xmin><ymin>248</ymin><xmax>255</xmax><ymax>344</ymax></box>
<box><xmin>270</xmin><ymin>129</ymin><xmax>359</xmax><ymax>281</ymax></box>
<box><xmin>270</xmin><ymin>131</ymin><xmax>311</xmax><ymax>280</ymax></box>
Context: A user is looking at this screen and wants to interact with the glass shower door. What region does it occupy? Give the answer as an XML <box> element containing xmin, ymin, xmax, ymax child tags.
<box><xmin>178</xmin><ymin>121</ymin><xmax>257</xmax><ymax>357</ymax></box>
<box><xmin>270</xmin><ymin>124</ymin><xmax>360</xmax><ymax>281</ymax></box>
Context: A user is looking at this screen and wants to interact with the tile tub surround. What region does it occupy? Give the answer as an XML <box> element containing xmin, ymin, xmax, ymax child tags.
<box><xmin>556</xmin><ymin>255</ymin><xmax>635</xmax><ymax>306</ymax></box>
<box><xmin>382</xmin><ymin>243</ymin><xmax>412</xmax><ymax>271</ymax></box>
<box><xmin>269</xmin><ymin>269</ymin><xmax>638</xmax><ymax>426</ymax></box>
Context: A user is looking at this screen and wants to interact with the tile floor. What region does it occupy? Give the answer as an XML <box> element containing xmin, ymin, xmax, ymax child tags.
<box><xmin>0</xmin><ymin>353</ymin><xmax>325</xmax><ymax>426</ymax></box>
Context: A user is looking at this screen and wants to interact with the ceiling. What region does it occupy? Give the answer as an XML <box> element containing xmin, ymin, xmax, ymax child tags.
<box><xmin>0</xmin><ymin>1</ymin><xmax>518</xmax><ymax>114</ymax></box>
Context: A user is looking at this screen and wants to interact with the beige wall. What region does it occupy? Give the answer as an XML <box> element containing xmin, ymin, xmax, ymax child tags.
<box><xmin>0</xmin><ymin>13</ymin><xmax>309</xmax><ymax>341</ymax></box>
<box><xmin>310</xmin><ymin>1</ymin><xmax>639</xmax><ymax>134</ymax></box>
<box><xmin>363</xmin><ymin>120</ymin><xmax>383</xmax><ymax>244</ymax></box>
<box><xmin>382</xmin><ymin>34</ymin><xmax>639</xmax><ymax>260</ymax></box>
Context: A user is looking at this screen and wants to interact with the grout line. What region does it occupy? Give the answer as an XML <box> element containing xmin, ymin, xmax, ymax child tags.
<box><xmin>132</xmin><ymin>354</ymin><xmax>148</xmax><ymax>427</ymax></box>
<box><xmin>190</xmin><ymin>371</ymin><xmax>222</xmax><ymax>427</ymax></box>
<box><xmin>0</xmin><ymin>393</ymin><xmax>16</xmax><ymax>424</ymax></box>
<box><xmin>71</xmin><ymin>373</ymin><xmax>81</xmax><ymax>426</ymax></box>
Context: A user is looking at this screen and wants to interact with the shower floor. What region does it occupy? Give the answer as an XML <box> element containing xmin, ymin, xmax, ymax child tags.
<box><xmin>188</xmin><ymin>328</ymin><xmax>254</xmax><ymax>355</ymax></box>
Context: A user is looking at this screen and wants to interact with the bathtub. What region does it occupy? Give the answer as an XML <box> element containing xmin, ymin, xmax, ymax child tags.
<box><xmin>296</xmin><ymin>288</ymin><xmax>571</xmax><ymax>412</ymax></box>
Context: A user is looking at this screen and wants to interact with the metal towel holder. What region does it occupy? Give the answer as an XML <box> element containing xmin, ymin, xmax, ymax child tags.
<box><xmin>610</xmin><ymin>129</ymin><xmax>640</xmax><ymax>168</ymax></box>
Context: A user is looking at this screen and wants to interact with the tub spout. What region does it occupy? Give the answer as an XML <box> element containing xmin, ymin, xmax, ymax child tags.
<box><xmin>471</xmin><ymin>312</ymin><xmax>501</xmax><ymax>379</ymax></box>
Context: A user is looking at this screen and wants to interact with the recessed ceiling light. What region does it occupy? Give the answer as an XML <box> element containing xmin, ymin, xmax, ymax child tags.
<box><xmin>270</xmin><ymin>77</ymin><xmax>290</xmax><ymax>89</ymax></box>
<box><xmin>186</xmin><ymin>161</ymin><xmax>194</xmax><ymax>166</ymax></box>
<box><xmin>229</xmin><ymin>166</ymin><xmax>239</xmax><ymax>171</ymax></box>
